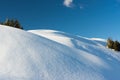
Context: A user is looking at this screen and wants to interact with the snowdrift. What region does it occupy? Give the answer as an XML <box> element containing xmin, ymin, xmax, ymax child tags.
<box><xmin>0</xmin><ymin>25</ymin><xmax>120</xmax><ymax>80</ymax></box>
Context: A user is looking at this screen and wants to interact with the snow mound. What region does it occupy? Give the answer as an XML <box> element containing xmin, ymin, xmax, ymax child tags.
<box><xmin>0</xmin><ymin>25</ymin><xmax>120</xmax><ymax>80</ymax></box>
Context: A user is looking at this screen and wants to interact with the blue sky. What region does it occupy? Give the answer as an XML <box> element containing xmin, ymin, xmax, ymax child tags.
<box><xmin>0</xmin><ymin>0</ymin><xmax>120</xmax><ymax>40</ymax></box>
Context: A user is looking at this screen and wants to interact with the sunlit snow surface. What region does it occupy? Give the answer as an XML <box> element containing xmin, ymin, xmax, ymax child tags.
<box><xmin>0</xmin><ymin>25</ymin><xmax>120</xmax><ymax>80</ymax></box>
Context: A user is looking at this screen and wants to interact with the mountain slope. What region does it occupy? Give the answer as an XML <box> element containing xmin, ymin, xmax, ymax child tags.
<box><xmin>0</xmin><ymin>25</ymin><xmax>120</xmax><ymax>80</ymax></box>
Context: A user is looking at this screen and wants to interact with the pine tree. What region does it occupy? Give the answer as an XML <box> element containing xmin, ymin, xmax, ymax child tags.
<box><xmin>4</xmin><ymin>19</ymin><xmax>10</xmax><ymax>26</ymax></box>
<box><xmin>14</xmin><ymin>20</ymin><xmax>23</xmax><ymax>29</ymax></box>
<box><xmin>1</xmin><ymin>19</ymin><xmax>23</xmax><ymax>29</ymax></box>
<box><xmin>10</xmin><ymin>19</ymin><xmax>15</xmax><ymax>26</ymax></box>
<box><xmin>107</xmin><ymin>38</ymin><xmax>114</xmax><ymax>49</ymax></box>
<box><xmin>113</xmin><ymin>41</ymin><xmax>120</xmax><ymax>51</ymax></box>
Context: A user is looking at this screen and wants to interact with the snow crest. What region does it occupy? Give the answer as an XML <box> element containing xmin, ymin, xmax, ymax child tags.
<box><xmin>0</xmin><ymin>25</ymin><xmax>120</xmax><ymax>80</ymax></box>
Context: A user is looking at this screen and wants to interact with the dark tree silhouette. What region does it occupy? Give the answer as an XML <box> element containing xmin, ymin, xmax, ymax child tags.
<box><xmin>1</xmin><ymin>19</ymin><xmax>23</xmax><ymax>29</ymax></box>
<box><xmin>107</xmin><ymin>38</ymin><xmax>120</xmax><ymax>51</ymax></box>
<box><xmin>107</xmin><ymin>38</ymin><xmax>114</xmax><ymax>49</ymax></box>
<box><xmin>113</xmin><ymin>41</ymin><xmax>120</xmax><ymax>51</ymax></box>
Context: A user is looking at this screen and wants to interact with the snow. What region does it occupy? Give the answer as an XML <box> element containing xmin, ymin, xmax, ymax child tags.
<box><xmin>28</xmin><ymin>30</ymin><xmax>74</xmax><ymax>47</ymax></box>
<box><xmin>0</xmin><ymin>25</ymin><xmax>120</xmax><ymax>80</ymax></box>
<box><xmin>90</xmin><ymin>38</ymin><xmax>106</xmax><ymax>42</ymax></box>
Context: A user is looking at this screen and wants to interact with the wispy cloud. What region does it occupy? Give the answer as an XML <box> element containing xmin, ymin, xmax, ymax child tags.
<box><xmin>79</xmin><ymin>4</ymin><xmax>87</xmax><ymax>10</ymax></box>
<box><xmin>63</xmin><ymin>0</ymin><xmax>87</xmax><ymax>10</ymax></box>
<box><xmin>63</xmin><ymin>0</ymin><xmax>73</xmax><ymax>7</ymax></box>
<box><xmin>80</xmin><ymin>5</ymin><xmax>84</xmax><ymax>9</ymax></box>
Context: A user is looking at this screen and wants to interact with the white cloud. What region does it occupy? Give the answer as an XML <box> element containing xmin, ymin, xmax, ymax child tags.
<box><xmin>63</xmin><ymin>0</ymin><xmax>73</xmax><ymax>7</ymax></box>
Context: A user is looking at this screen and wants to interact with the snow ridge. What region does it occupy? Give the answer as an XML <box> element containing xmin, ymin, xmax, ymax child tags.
<box><xmin>0</xmin><ymin>25</ymin><xmax>120</xmax><ymax>80</ymax></box>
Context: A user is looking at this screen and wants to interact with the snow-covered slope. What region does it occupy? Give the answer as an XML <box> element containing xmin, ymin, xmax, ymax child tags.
<box><xmin>0</xmin><ymin>25</ymin><xmax>120</xmax><ymax>80</ymax></box>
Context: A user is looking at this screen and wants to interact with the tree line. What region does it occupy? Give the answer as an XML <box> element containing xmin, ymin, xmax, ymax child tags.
<box><xmin>0</xmin><ymin>19</ymin><xmax>23</xmax><ymax>29</ymax></box>
<box><xmin>107</xmin><ymin>38</ymin><xmax>120</xmax><ymax>51</ymax></box>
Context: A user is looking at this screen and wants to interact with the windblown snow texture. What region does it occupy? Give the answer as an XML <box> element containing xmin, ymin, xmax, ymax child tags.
<box><xmin>0</xmin><ymin>25</ymin><xmax>120</xmax><ymax>80</ymax></box>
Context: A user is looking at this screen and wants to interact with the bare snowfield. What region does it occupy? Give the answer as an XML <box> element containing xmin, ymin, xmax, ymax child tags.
<box><xmin>0</xmin><ymin>25</ymin><xmax>120</xmax><ymax>80</ymax></box>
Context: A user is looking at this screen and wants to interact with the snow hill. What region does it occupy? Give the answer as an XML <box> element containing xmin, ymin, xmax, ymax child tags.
<box><xmin>0</xmin><ymin>25</ymin><xmax>120</xmax><ymax>80</ymax></box>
